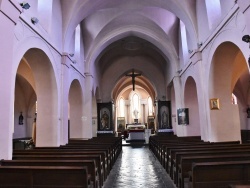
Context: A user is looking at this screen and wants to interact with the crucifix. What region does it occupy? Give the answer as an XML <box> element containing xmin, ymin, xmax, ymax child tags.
<box><xmin>126</xmin><ymin>69</ymin><xmax>141</xmax><ymax>91</ymax></box>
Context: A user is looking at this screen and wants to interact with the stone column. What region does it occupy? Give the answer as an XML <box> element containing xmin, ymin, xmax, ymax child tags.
<box><xmin>0</xmin><ymin>0</ymin><xmax>22</xmax><ymax>160</ymax></box>
<box><xmin>173</xmin><ymin>76</ymin><xmax>183</xmax><ymax>136</ymax></box>
<box><xmin>60</xmin><ymin>54</ymin><xmax>71</xmax><ymax>145</ymax></box>
<box><xmin>83</xmin><ymin>73</ymin><xmax>93</xmax><ymax>139</ymax></box>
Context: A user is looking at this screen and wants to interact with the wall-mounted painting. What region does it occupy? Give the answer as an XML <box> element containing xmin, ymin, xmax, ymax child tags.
<box><xmin>147</xmin><ymin>116</ymin><xmax>155</xmax><ymax>130</ymax></box>
<box><xmin>157</xmin><ymin>101</ymin><xmax>172</xmax><ymax>129</ymax></box>
<box><xmin>210</xmin><ymin>98</ymin><xmax>220</xmax><ymax>110</ymax></box>
<box><xmin>177</xmin><ymin>108</ymin><xmax>189</xmax><ymax>125</ymax></box>
<box><xmin>97</xmin><ymin>102</ymin><xmax>113</xmax><ymax>131</ymax></box>
<box><xmin>117</xmin><ymin>117</ymin><xmax>125</xmax><ymax>132</ymax></box>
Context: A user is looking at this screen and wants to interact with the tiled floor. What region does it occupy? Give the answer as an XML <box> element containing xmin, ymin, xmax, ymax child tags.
<box><xmin>103</xmin><ymin>144</ymin><xmax>176</xmax><ymax>188</ymax></box>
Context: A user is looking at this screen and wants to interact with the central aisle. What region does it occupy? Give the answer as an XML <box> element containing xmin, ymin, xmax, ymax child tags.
<box><xmin>103</xmin><ymin>145</ymin><xmax>176</xmax><ymax>188</ymax></box>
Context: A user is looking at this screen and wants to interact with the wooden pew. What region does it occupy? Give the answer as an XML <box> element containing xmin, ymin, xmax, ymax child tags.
<box><xmin>165</xmin><ymin>142</ymin><xmax>241</xmax><ymax>171</ymax></box>
<box><xmin>178</xmin><ymin>153</ymin><xmax>250</xmax><ymax>188</ymax></box>
<box><xmin>169</xmin><ymin>145</ymin><xmax>250</xmax><ymax>179</ymax></box>
<box><xmin>172</xmin><ymin>148</ymin><xmax>250</xmax><ymax>185</ymax></box>
<box><xmin>12</xmin><ymin>154</ymin><xmax>104</xmax><ymax>187</ymax></box>
<box><xmin>0</xmin><ymin>159</ymin><xmax>99</xmax><ymax>188</ymax></box>
<box><xmin>189</xmin><ymin>160</ymin><xmax>250</xmax><ymax>188</ymax></box>
<box><xmin>31</xmin><ymin>147</ymin><xmax>112</xmax><ymax>173</ymax></box>
<box><xmin>59</xmin><ymin>145</ymin><xmax>114</xmax><ymax>170</ymax></box>
<box><xmin>0</xmin><ymin>165</ymin><xmax>90</xmax><ymax>188</ymax></box>
<box><xmin>228</xmin><ymin>185</ymin><xmax>250</xmax><ymax>188</ymax></box>
<box><xmin>13</xmin><ymin>150</ymin><xmax>109</xmax><ymax>180</ymax></box>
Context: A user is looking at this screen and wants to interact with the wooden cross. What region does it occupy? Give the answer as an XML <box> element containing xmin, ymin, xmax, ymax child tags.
<box><xmin>126</xmin><ymin>69</ymin><xmax>141</xmax><ymax>91</ymax></box>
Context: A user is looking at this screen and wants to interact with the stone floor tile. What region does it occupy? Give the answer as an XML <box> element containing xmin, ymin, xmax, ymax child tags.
<box><xmin>103</xmin><ymin>145</ymin><xmax>176</xmax><ymax>188</ymax></box>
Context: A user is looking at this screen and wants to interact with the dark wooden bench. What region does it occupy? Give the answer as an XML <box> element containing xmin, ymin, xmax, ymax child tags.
<box><xmin>58</xmin><ymin>145</ymin><xmax>114</xmax><ymax>169</ymax></box>
<box><xmin>0</xmin><ymin>159</ymin><xmax>98</xmax><ymax>188</ymax></box>
<box><xmin>12</xmin><ymin>154</ymin><xmax>104</xmax><ymax>187</ymax></box>
<box><xmin>31</xmin><ymin>147</ymin><xmax>113</xmax><ymax>173</ymax></box>
<box><xmin>0</xmin><ymin>165</ymin><xmax>90</xmax><ymax>188</ymax></box>
<box><xmin>172</xmin><ymin>149</ymin><xmax>250</xmax><ymax>186</ymax></box>
<box><xmin>163</xmin><ymin>141</ymin><xmax>240</xmax><ymax>170</ymax></box>
<box><xmin>169</xmin><ymin>145</ymin><xmax>250</xmax><ymax>179</ymax></box>
<box><xmin>189</xmin><ymin>160</ymin><xmax>250</xmax><ymax>188</ymax></box>
<box><xmin>228</xmin><ymin>185</ymin><xmax>250</xmax><ymax>188</ymax></box>
<box><xmin>13</xmin><ymin>149</ymin><xmax>109</xmax><ymax>180</ymax></box>
<box><xmin>178</xmin><ymin>153</ymin><xmax>250</xmax><ymax>188</ymax></box>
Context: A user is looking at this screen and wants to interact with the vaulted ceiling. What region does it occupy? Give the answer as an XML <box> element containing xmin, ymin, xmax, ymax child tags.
<box><xmin>61</xmin><ymin>0</ymin><xmax>198</xmax><ymax>101</ymax></box>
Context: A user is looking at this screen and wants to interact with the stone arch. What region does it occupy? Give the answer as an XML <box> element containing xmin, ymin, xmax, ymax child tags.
<box><xmin>15</xmin><ymin>48</ymin><xmax>59</xmax><ymax>147</ymax></box>
<box><xmin>14</xmin><ymin>59</ymin><xmax>37</xmax><ymax>140</ymax></box>
<box><xmin>183</xmin><ymin>76</ymin><xmax>201</xmax><ymax>136</ymax></box>
<box><xmin>208</xmin><ymin>41</ymin><xmax>247</xmax><ymax>142</ymax></box>
<box><xmin>68</xmin><ymin>79</ymin><xmax>84</xmax><ymax>138</ymax></box>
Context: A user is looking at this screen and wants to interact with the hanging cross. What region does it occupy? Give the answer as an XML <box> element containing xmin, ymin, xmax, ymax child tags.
<box><xmin>126</xmin><ymin>69</ymin><xmax>141</xmax><ymax>91</ymax></box>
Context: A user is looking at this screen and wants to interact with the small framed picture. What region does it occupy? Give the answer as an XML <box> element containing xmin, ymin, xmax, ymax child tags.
<box><xmin>210</xmin><ymin>98</ymin><xmax>220</xmax><ymax>110</ymax></box>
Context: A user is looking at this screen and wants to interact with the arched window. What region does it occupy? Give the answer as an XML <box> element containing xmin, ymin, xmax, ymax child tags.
<box><xmin>205</xmin><ymin>0</ymin><xmax>221</xmax><ymax>29</ymax></box>
<box><xmin>180</xmin><ymin>20</ymin><xmax>188</xmax><ymax>65</ymax></box>
<box><xmin>231</xmin><ymin>93</ymin><xmax>237</xmax><ymax>105</ymax></box>
<box><xmin>74</xmin><ymin>24</ymin><xmax>81</xmax><ymax>62</ymax></box>
<box><xmin>119</xmin><ymin>97</ymin><xmax>125</xmax><ymax>117</ymax></box>
<box><xmin>132</xmin><ymin>93</ymin><xmax>140</xmax><ymax>118</ymax></box>
<box><xmin>148</xmin><ymin>97</ymin><xmax>153</xmax><ymax>116</ymax></box>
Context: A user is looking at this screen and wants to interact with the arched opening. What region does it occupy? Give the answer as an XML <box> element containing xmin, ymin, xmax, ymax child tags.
<box><xmin>113</xmin><ymin>73</ymin><xmax>156</xmax><ymax>134</ymax></box>
<box><xmin>68</xmin><ymin>79</ymin><xmax>83</xmax><ymax>138</ymax></box>
<box><xmin>208</xmin><ymin>42</ymin><xmax>249</xmax><ymax>142</ymax></box>
<box><xmin>15</xmin><ymin>48</ymin><xmax>58</xmax><ymax>147</ymax></box>
<box><xmin>14</xmin><ymin>60</ymin><xmax>37</xmax><ymax>141</ymax></box>
<box><xmin>183</xmin><ymin>76</ymin><xmax>201</xmax><ymax>136</ymax></box>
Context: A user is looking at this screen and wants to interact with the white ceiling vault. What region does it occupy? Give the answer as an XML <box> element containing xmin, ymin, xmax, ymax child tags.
<box><xmin>61</xmin><ymin>0</ymin><xmax>198</xmax><ymax>101</ymax></box>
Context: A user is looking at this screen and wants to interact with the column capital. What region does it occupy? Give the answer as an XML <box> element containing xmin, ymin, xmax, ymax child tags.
<box><xmin>84</xmin><ymin>72</ymin><xmax>93</xmax><ymax>78</ymax></box>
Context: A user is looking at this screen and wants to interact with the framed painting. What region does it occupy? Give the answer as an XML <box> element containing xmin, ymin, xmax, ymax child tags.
<box><xmin>210</xmin><ymin>98</ymin><xmax>220</xmax><ymax>110</ymax></box>
<box><xmin>177</xmin><ymin>108</ymin><xmax>189</xmax><ymax>125</ymax></box>
<box><xmin>147</xmin><ymin>116</ymin><xmax>155</xmax><ymax>130</ymax></box>
<box><xmin>117</xmin><ymin>117</ymin><xmax>125</xmax><ymax>132</ymax></box>
<box><xmin>157</xmin><ymin>101</ymin><xmax>172</xmax><ymax>129</ymax></box>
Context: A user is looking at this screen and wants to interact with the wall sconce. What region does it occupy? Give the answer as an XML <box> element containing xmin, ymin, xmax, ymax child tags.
<box><xmin>72</xmin><ymin>60</ymin><xmax>77</xmax><ymax>64</ymax></box>
<box><xmin>247</xmin><ymin>106</ymin><xmax>250</xmax><ymax>118</ymax></box>
<box><xmin>69</xmin><ymin>53</ymin><xmax>74</xmax><ymax>57</ymax></box>
<box><xmin>31</xmin><ymin>17</ymin><xmax>39</xmax><ymax>24</ymax></box>
<box><xmin>20</xmin><ymin>2</ymin><xmax>30</xmax><ymax>9</ymax></box>
<box><xmin>19</xmin><ymin>112</ymin><xmax>24</xmax><ymax>125</ymax></box>
<box><xmin>242</xmin><ymin>35</ymin><xmax>250</xmax><ymax>43</ymax></box>
<box><xmin>177</xmin><ymin>69</ymin><xmax>182</xmax><ymax>74</ymax></box>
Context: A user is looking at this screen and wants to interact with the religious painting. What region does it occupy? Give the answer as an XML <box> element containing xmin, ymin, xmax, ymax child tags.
<box><xmin>210</xmin><ymin>98</ymin><xmax>220</xmax><ymax>110</ymax></box>
<box><xmin>117</xmin><ymin>117</ymin><xmax>125</xmax><ymax>132</ymax></box>
<box><xmin>97</xmin><ymin>102</ymin><xmax>113</xmax><ymax>131</ymax></box>
<box><xmin>147</xmin><ymin>116</ymin><xmax>155</xmax><ymax>130</ymax></box>
<box><xmin>177</xmin><ymin>108</ymin><xmax>189</xmax><ymax>125</ymax></box>
<box><xmin>100</xmin><ymin>108</ymin><xmax>110</xmax><ymax>130</ymax></box>
<box><xmin>157</xmin><ymin>101</ymin><xmax>172</xmax><ymax>129</ymax></box>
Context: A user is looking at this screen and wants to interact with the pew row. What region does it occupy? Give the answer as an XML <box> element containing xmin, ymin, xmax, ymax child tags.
<box><xmin>189</xmin><ymin>160</ymin><xmax>250</xmax><ymax>188</ymax></box>
<box><xmin>13</xmin><ymin>154</ymin><xmax>104</xmax><ymax>187</ymax></box>
<box><xmin>0</xmin><ymin>165</ymin><xmax>90</xmax><ymax>188</ymax></box>
<box><xmin>0</xmin><ymin>159</ymin><xmax>98</xmax><ymax>188</ymax></box>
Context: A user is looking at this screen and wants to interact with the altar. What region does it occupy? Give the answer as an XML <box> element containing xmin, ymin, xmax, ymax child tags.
<box><xmin>126</xmin><ymin>124</ymin><xmax>145</xmax><ymax>141</ymax></box>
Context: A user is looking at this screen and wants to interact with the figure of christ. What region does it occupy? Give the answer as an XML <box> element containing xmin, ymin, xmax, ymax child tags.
<box><xmin>126</xmin><ymin>69</ymin><xmax>141</xmax><ymax>91</ymax></box>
